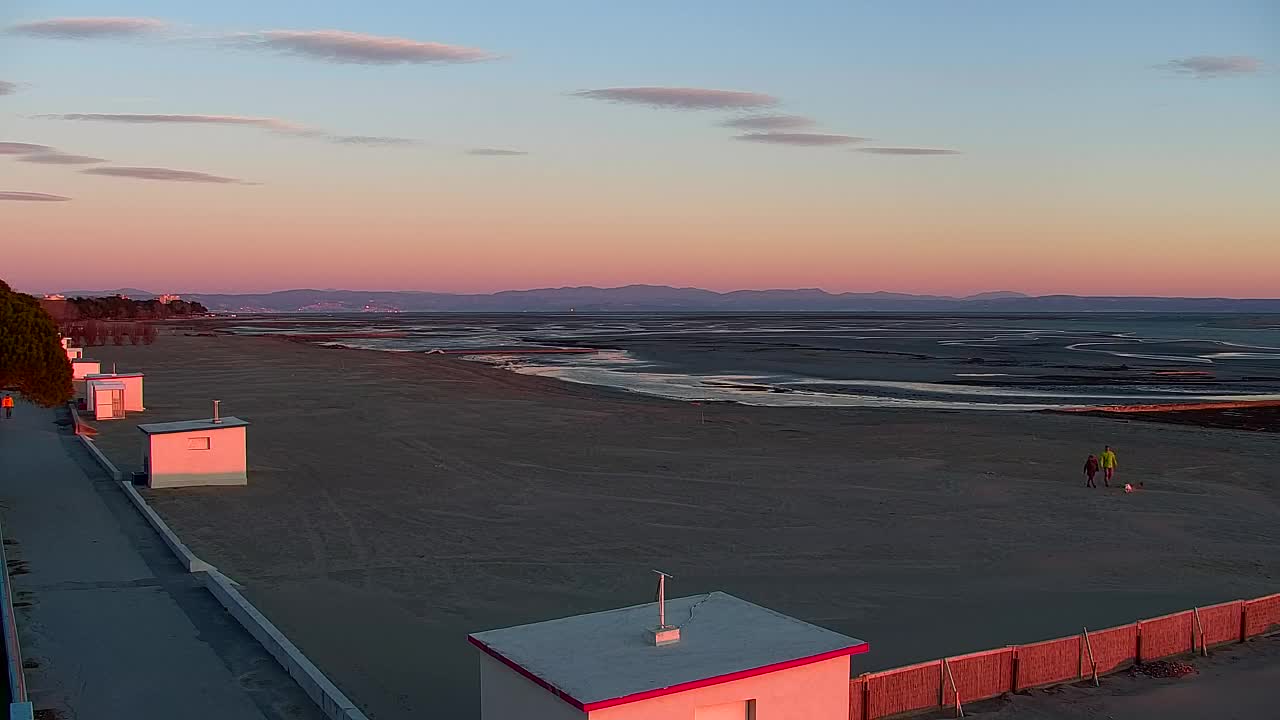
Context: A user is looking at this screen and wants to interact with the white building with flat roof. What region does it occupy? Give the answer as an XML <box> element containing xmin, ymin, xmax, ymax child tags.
<box><xmin>138</xmin><ymin>417</ymin><xmax>249</xmax><ymax>488</ymax></box>
<box><xmin>469</xmin><ymin>591</ymin><xmax>868</xmax><ymax>720</ymax></box>
<box><xmin>84</xmin><ymin>372</ymin><xmax>144</xmax><ymax>412</ymax></box>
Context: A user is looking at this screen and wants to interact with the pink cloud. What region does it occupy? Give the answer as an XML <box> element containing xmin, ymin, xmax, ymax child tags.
<box><xmin>45</xmin><ymin>113</ymin><xmax>310</xmax><ymax>133</ymax></box>
<box><xmin>236</xmin><ymin>30</ymin><xmax>495</xmax><ymax>64</ymax></box>
<box><xmin>721</xmin><ymin>115</ymin><xmax>815</xmax><ymax>130</ymax></box>
<box><xmin>83</xmin><ymin>166</ymin><xmax>250</xmax><ymax>184</ymax></box>
<box><xmin>1</xmin><ymin>141</ymin><xmax>105</xmax><ymax>163</ymax></box>
<box><xmin>734</xmin><ymin>132</ymin><xmax>865</xmax><ymax>146</ymax></box>
<box><xmin>0</xmin><ymin>142</ymin><xmax>53</xmax><ymax>154</ymax></box>
<box><xmin>41</xmin><ymin>113</ymin><xmax>414</xmax><ymax>145</ymax></box>
<box><xmin>1162</xmin><ymin>55</ymin><xmax>1262</xmax><ymax>78</ymax></box>
<box><xmin>857</xmin><ymin>147</ymin><xmax>962</xmax><ymax>155</ymax></box>
<box><xmin>9</xmin><ymin>17</ymin><xmax>167</xmax><ymax>38</ymax></box>
<box><xmin>467</xmin><ymin>148</ymin><xmax>528</xmax><ymax>156</ymax></box>
<box><xmin>0</xmin><ymin>191</ymin><xmax>71</xmax><ymax>201</ymax></box>
<box><xmin>572</xmin><ymin>87</ymin><xmax>778</xmax><ymax>110</ymax></box>
<box><xmin>18</xmin><ymin>152</ymin><xmax>105</xmax><ymax>165</ymax></box>
<box><xmin>329</xmin><ymin>135</ymin><xmax>418</xmax><ymax>146</ymax></box>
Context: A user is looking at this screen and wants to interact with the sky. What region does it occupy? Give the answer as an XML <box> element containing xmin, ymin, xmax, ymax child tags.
<box><xmin>2</xmin><ymin>1</ymin><xmax>1277</xmax><ymax>297</ymax></box>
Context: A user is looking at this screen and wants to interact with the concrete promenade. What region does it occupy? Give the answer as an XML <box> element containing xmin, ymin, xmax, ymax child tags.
<box><xmin>0</xmin><ymin>401</ymin><xmax>322</xmax><ymax>720</ymax></box>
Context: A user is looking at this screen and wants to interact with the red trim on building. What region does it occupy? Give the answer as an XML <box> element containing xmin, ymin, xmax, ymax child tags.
<box><xmin>469</xmin><ymin>636</ymin><xmax>869</xmax><ymax>713</ymax></box>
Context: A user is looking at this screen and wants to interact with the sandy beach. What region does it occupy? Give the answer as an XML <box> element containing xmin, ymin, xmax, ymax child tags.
<box><xmin>81</xmin><ymin>334</ymin><xmax>1280</xmax><ymax>719</ymax></box>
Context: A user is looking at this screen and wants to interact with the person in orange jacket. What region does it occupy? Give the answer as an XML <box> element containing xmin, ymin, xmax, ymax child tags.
<box><xmin>1</xmin><ymin>394</ymin><xmax>14</xmax><ymax>420</ymax></box>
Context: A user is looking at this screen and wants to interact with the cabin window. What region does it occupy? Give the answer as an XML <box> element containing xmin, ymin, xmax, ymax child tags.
<box><xmin>187</xmin><ymin>436</ymin><xmax>211</xmax><ymax>450</ymax></box>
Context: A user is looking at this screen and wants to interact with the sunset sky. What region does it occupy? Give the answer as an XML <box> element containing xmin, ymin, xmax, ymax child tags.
<box><xmin>3</xmin><ymin>2</ymin><xmax>1277</xmax><ymax>296</ymax></box>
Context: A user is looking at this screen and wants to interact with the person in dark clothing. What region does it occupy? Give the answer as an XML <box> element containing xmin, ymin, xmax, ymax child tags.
<box><xmin>1083</xmin><ymin>454</ymin><xmax>1100</xmax><ymax>488</ymax></box>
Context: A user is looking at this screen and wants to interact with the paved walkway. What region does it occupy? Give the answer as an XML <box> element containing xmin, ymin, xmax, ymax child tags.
<box><xmin>0</xmin><ymin>401</ymin><xmax>322</xmax><ymax>720</ymax></box>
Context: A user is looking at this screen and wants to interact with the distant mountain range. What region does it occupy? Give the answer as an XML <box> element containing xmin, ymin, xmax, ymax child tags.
<box><xmin>47</xmin><ymin>285</ymin><xmax>1280</xmax><ymax>313</ymax></box>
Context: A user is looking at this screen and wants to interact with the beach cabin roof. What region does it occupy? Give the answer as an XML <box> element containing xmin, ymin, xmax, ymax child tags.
<box><xmin>468</xmin><ymin>591</ymin><xmax>867</xmax><ymax>712</ymax></box>
<box><xmin>88</xmin><ymin>380</ymin><xmax>125</xmax><ymax>391</ymax></box>
<box><xmin>137</xmin><ymin>417</ymin><xmax>250</xmax><ymax>435</ymax></box>
<box><xmin>85</xmin><ymin>372</ymin><xmax>144</xmax><ymax>379</ymax></box>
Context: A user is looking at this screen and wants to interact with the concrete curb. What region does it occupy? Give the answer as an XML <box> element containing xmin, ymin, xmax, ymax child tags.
<box><xmin>68</xmin><ymin>403</ymin><xmax>211</xmax><ymax>572</ymax></box>
<box><xmin>65</xmin><ymin>403</ymin><xmax>367</xmax><ymax>719</ymax></box>
<box><xmin>68</xmin><ymin>403</ymin><xmax>124</xmax><ymax>482</ymax></box>
<box><xmin>67</xmin><ymin>404</ymin><xmax>208</xmax><ymax>571</ymax></box>
<box><xmin>117</xmin><ymin>481</ymin><xmax>215</xmax><ymax>574</ymax></box>
<box><xmin>199</xmin><ymin>571</ymin><xmax>369</xmax><ymax>720</ymax></box>
<box><xmin>1</xmin><ymin>514</ymin><xmax>31</xmax><ymax>719</ymax></box>
<box><xmin>77</xmin><ymin>435</ymin><xmax>123</xmax><ymax>481</ymax></box>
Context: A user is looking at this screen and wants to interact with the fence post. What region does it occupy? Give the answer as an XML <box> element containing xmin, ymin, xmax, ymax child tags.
<box><xmin>1077</xmin><ymin>631</ymin><xmax>1084</xmax><ymax>680</ymax></box>
<box><xmin>1240</xmin><ymin>601</ymin><xmax>1248</xmax><ymax>642</ymax></box>
<box><xmin>939</xmin><ymin>659</ymin><xmax>946</xmax><ymax>708</ymax></box>
<box><xmin>1135</xmin><ymin>621</ymin><xmax>1144</xmax><ymax>664</ymax></box>
<box><xmin>1008</xmin><ymin>646</ymin><xmax>1018</xmax><ymax>693</ymax></box>
<box><xmin>1193</xmin><ymin>607</ymin><xmax>1206</xmax><ymax>656</ymax></box>
<box><xmin>860</xmin><ymin>673</ymin><xmax>869</xmax><ymax>720</ymax></box>
<box><xmin>1082</xmin><ymin>627</ymin><xmax>1098</xmax><ymax>687</ymax></box>
<box><xmin>943</xmin><ymin>658</ymin><xmax>963</xmax><ymax>718</ymax></box>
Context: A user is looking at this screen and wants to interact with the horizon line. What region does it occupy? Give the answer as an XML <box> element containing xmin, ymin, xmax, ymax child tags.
<box><xmin>20</xmin><ymin>283</ymin><xmax>1280</xmax><ymax>302</ymax></box>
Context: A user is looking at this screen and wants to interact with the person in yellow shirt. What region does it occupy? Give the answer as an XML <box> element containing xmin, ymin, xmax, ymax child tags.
<box><xmin>1099</xmin><ymin>445</ymin><xmax>1118</xmax><ymax>486</ymax></box>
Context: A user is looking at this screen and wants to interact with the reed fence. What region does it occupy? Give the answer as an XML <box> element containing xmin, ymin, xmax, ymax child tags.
<box><xmin>848</xmin><ymin>592</ymin><xmax>1280</xmax><ymax>719</ymax></box>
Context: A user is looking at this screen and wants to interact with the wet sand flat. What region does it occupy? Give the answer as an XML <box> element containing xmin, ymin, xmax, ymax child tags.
<box><xmin>83</xmin><ymin>335</ymin><xmax>1280</xmax><ymax>719</ymax></box>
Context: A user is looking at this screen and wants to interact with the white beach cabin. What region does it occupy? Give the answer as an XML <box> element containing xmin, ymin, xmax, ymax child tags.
<box><xmin>84</xmin><ymin>372</ymin><xmax>144</xmax><ymax>412</ymax></box>
<box><xmin>87</xmin><ymin>379</ymin><xmax>127</xmax><ymax>420</ymax></box>
<box><xmin>469</xmin><ymin>591</ymin><xmax>868</xmax><ymax>720</ymax></box>
<box><xmin>137</xmin><ymin>416</ymin><xmax>249</xmax><ymax>488</ymax></box>
<box><xmin>71</xmin><ymin>359</ymin><xmax>101</xmax><ymax>381</ymax></box>
<box><xmin>65</xmin><ymin>346</ymin><xmax>84</xmax><ymax>361</ymax></box>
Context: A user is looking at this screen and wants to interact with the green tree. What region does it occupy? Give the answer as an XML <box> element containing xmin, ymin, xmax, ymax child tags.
<box><xmin>0</xmin><ymin>279</ymin><xmax>74</xmax><ymax>407</ymax></box>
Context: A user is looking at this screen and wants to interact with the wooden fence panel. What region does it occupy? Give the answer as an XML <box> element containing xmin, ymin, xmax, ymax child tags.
<box><xmin>1088</xmin><ymin>624</ymin><xmax>1137</xmax><ymax>675</ymax></box>
<box><xmin>1197</xmin><ymin>601</ymin><xmax>1242</xmax><ymax>648</ymax></box>
<box><xmin>942</xmin><ymin>648</ymin><xmax>1014</xmax><ymax>706</ymax></box>
<box><xmin>1016</xmin><ymin>636</ymin><xmax>1080</xmax><ymax>690</ymax></box>
<box><xmin>865</xmin><ymin>661</ymin><xmax>941</xmax><ymax>720</ymax></box>
<box><xmin>1139</xmin><ymin>611</ymin><xmax>1193</xmax><ymax>661</ymax></box>
<box><xmin>1244</xmin><ymin>594</ymin><xmax>1280</xmax><ymax>638</ymax></box>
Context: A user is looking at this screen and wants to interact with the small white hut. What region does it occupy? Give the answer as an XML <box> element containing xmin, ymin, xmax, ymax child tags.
<box><xmin>470</xmin><ymin>591</ymin><xmax>868</xmax><ymax>720</ymax></box>
<box><xmin>84</xmin><ymin>372</ymin><xmax>144</xmax><ymax>412</ymax></box>
<box><xmin>87</xmin><ymin>379</ymin><xmax>127</xmax><ymax>420</ymax></box>
<box><xmin>137</xmin><ymin>415</ymin><xmax>249</xmax><ymax>488</ymax></box>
